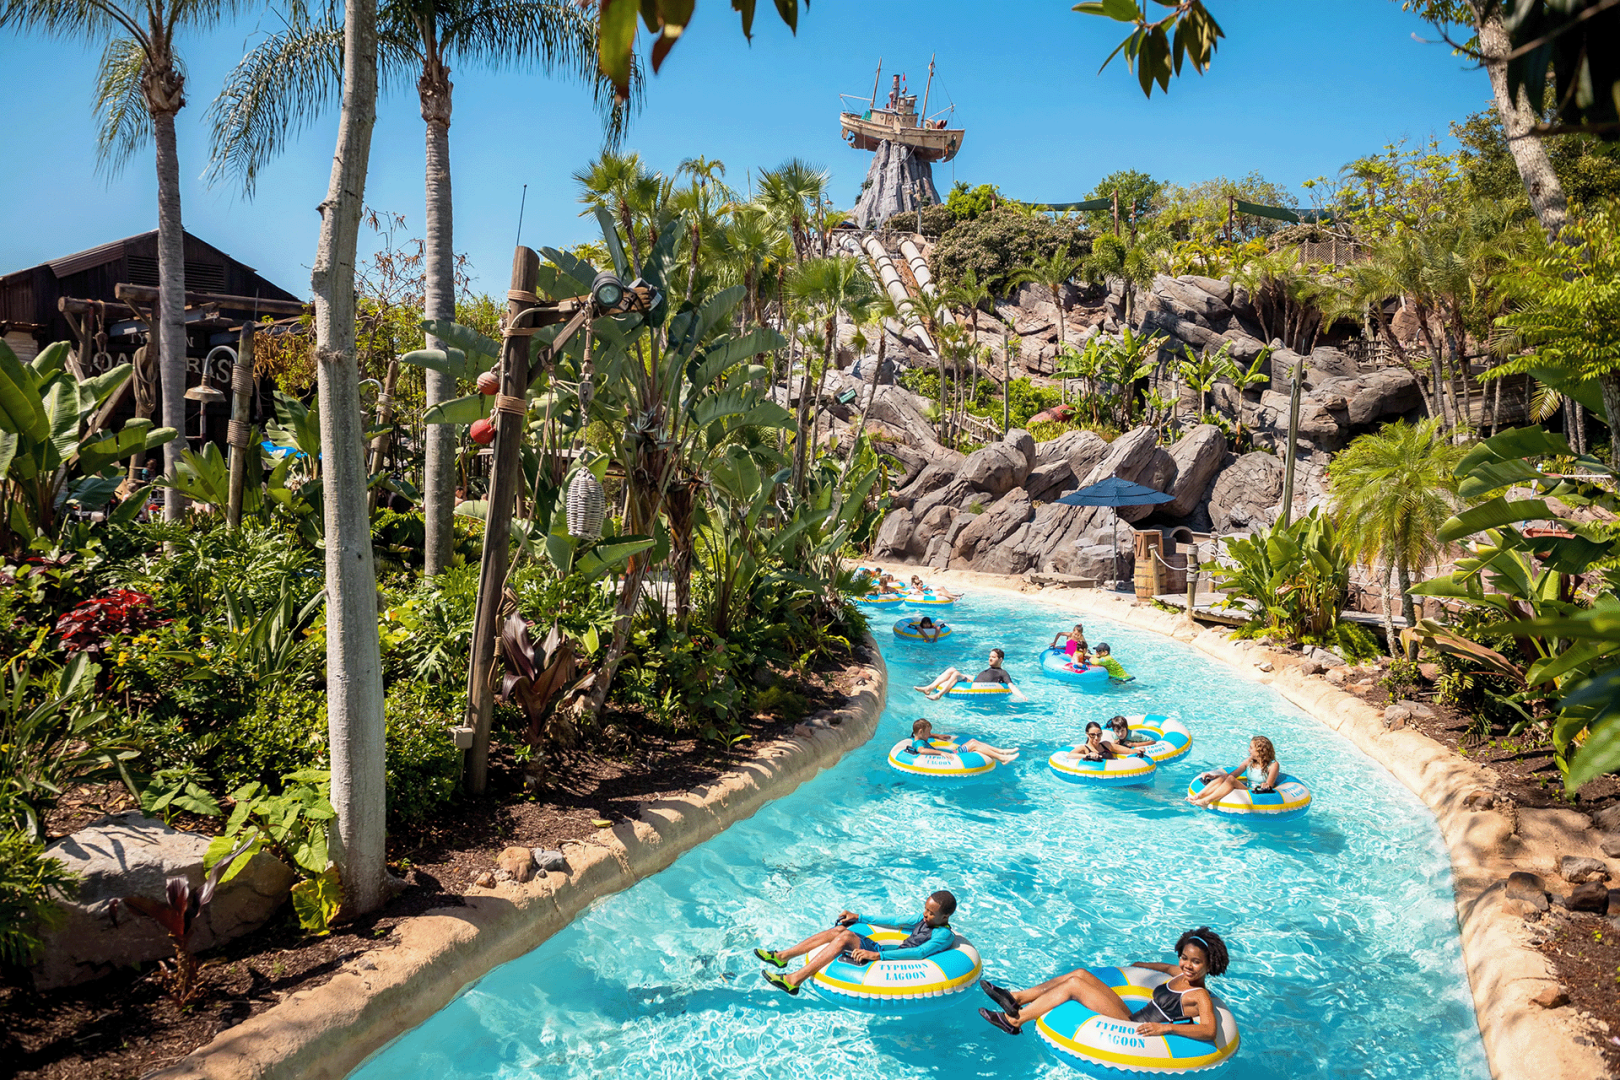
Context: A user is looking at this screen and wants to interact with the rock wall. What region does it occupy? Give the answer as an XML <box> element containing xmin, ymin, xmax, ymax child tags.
<box><xmin>851</xmin><ymin>140</ymin><xmax>940</xmax><ymax>229</ymax></box>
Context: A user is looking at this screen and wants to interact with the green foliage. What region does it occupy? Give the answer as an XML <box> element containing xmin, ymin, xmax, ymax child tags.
<box><xmin>1453</xmin><ymin>107</ymin><xmax>1620</xmax><ymax>214</ymax></box>
<box><xmin>1379</xmin><ymin>658</ymin><xmax>1423</xmax><ymax>704</ymax></box>
<box><xmin>931</xmin><ymin>208</ymin><xmax>1088</xmax><ymax>295</ymax></box>
<box><xmin>751</xmin><ymin>683</ymin><xmax>807</xmax><ymax>724</ymax></box>
<box><xmin>1160</xmin><ymin>171</ymin><xmax>1299</xmax><ymax>242</ymax></box>
<box><xmin>212</xmin><ymin>685</ymin><xmax>328</xmax><ymax>795</ymax></box>
<box><xmin>1074</xmin><ymin>0</ymin><xmax>1222</xmax><ymax>98</ymax></box>
<box><xmin>0</xmin><ymin>829</ymin><xmax>77</xmax><ymax>965</ymax></box>
<box><xmin>882</xmin><ymin>204</ymin><xmax>955</xmax><ymax>236</ymax></box>
<box><xmin>899</xmin><ymin>369</ymin><xmax>1062</xmax><ymax>431</ymax></box>
<box><xmin>290</xmin><ymin>867</ymin><xmax>342</xmax><ymax>938</ymax></box>
<box><xmin>1211</xmin><ymin>509</ymin><xmax>1349</xmax><ymax>641</ymax></box>
<box><xmin>139</xmin><ymin>764</ymin><xmax>224</xmax><ymax>823</ymax></box>
<box><xmin>944</xmin><ymin>182</ymin><xmax>1012</xmax><ymax>222</ymax></box>
<box><xmin>383</xmin><ymin>681</ymin><xmax>461</xmax><ymax>825</ymax></box>
<box><xmin>207</xmin><ymin>768</ymin><xmax>336</xmax><ymax>932</ymax></box>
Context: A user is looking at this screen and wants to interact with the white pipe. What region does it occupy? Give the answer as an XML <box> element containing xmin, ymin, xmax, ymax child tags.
<box><xmin>861</xmin><ymin>233</ymin><xmax>936</xmax><ymax>355</ymax></box>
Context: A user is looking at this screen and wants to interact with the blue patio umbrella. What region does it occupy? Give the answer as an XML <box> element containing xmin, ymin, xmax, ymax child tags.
<box><xmin>1054</xmin><ymin>477</ymin><xmax>1175</xmax><ymax>584</ymax></box>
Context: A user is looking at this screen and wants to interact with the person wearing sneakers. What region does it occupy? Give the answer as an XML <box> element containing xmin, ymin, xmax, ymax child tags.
<box><xmin>756</xmin><ymin>890</ymin><xmax>958</xmax><ymax>995</ymax></box>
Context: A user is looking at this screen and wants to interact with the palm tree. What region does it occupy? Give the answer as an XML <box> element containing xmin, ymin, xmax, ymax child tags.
<box><xmin>842</xmin><ymin>290</ymin><xmax>912</xmax><ymax>462</ymax></box>
<box><xmin>1</xmin><ymin>0</ymin><xmax>231</xmax><ymax>518</ymax></box>
<box><xmin>757</xmin><ymin>158</ymin><xmax>829</xmax><ymax>263</ymax></box>
<box><xmin>1328</xmin><ymin>419</ymin><xmax>1465</xmax><ymax>658</ymax></box>
<box><xmin>211</xmin><ymin>0</ymin><xmax>624</xmax><ymax>576</ymax></box>
<box><xmin>786</xmin><ymin>255</ymin><xmax>877</xmax><ymax>488</ymax></box>
<box><xmin>575</xmin><ymin>150</ymin><xmax>667</xmax><ymax>274</ymax></box>
<box><xmin>1008</xmin><ymin>245</ymin><xmax>1085</xmax><ymax>397</ymax></box>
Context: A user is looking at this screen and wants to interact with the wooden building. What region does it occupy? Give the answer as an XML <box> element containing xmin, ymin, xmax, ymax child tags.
<box><xmin>0</xmin><ymin>230</ymin><xmax>307</xmax><ymax>450</ymax></box>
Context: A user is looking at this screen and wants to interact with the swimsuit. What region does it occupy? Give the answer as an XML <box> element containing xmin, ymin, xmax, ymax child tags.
<box><xmin>975</xmin><ymin>667</ymin><xmax>1010</xmax><ymax>685</ymax></box>
<box><xmin>1130</xmin><ymin>980</ymin><xmax>1196</xmax><ymax>1024</ymax></box>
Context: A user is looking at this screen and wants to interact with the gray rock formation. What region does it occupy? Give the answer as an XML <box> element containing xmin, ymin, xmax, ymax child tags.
<box><xmin>957</xmin><ymin>429</ymin><xmax>1034</xmax><ymax>497</ymax></box>
<box><xmin>1158</xmin><ymin>424</ymin><xmax>1227</xmax><ymax>520</ymax></box>
<box><xmin>852</xmin><ymin>140</ymin><xmax>940</xmax><ymax>229</ymax></box>
<box><xmin>1207</xmin><ymin>452</ymin><xmax>1284</xmax><ymax>532</ymax></box>
<box><xmin>953</xmin><ymin>488</ymin><xmax>1033</xmax><ymax>563</ymax></box>
<box><xmin>33</xmin><ymin>812</ymin><xmax>297</xmax><ymax>989</ymax></box>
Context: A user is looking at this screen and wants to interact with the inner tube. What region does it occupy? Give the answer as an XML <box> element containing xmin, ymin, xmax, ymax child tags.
<box><xmin>904</xmin><ymin>591</ymin><xmax>955</xmax><ymax>607</ymax></box>
<box><xmin>1188</xmin><ymin>772</ymin><xmax>1313</xmax><ymax>821</ymax></box>
<box><xmin>1048</xmin><ymin>749</ymin><xmax>1157</xmax><ymax>786</ymax></box>
<box><xmin>857</xmin><ymin>593</ymin><xmax>905</xmax><ymax>606</ymax></box>
<box><xmin>1036</xmin><ymin>965</ymin><xmax>1240</xmax><ymax>1075</ymax></box>
<box><xmin>1124</xmin><ymin>715</ymin><xmax>1194</xmax><ymax>765</ymax></box>
<box><xmin>945</xmin><ymin>681</ymin><xmax>1012</xmax><ymax>699</ymax></box>
<box><xmin>893</xmin><ymin>617</ymin><xmax>952</xmax><ymax>641</ymax></box>
<box><xmin>1038</xmin><ymin>647</ymin><xmax>1111</xmax><ymax>686</ymax></box>
<box><xmin>806</xmin><ymin>923</ymin><xmax>983</xmax><ymax>1012</ymax></box>
<box><xmin>887</xmin><ymin>737</ymin><xmax>994</xmax><ymax>779</ymax></box>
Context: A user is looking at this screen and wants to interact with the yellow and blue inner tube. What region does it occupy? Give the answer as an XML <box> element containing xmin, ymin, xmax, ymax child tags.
<box><xmin>1039</xmin><ymin>647</ymin><xmax>1111</xmax><ymax>686</ymax></box>
<box><xmin>904</xmin><ymin>591</ymin><xmax>955</xmax><ymax>607</ymax></box>
<box><xmin>946</xmin><ymin>681</ymin><xmax>1012</xmax><ymax>699</ymax></box>
<box><xmin>1125</xmin><ymin>715</ymin><xmax>1194</xmax><ymax>765</ymax></box>
<box><xmin>806</xmin><ymin>924</ymin><xmax>983</xmax><ymax>1012</ymax></box>
<box><xmin>1036</xmin><ymin>965</ymin><xmax>1240</xmax><ymax>1076</ymax></box>
<box><xmin>887</xmin><ymin>737</ymin><xmax>995</xmax><ymax>779</ymax></box>
<box><xmin>857</xmin><ymin>592</ymin><xmax>905</xmax><ymax>606</ymax></box>
<box><xmin>1187</xmin><ymin>772</ymin><xmax>1313</xmax><ymax>821</ymax></box>
<box><xmin>1048</xmin><ymin>749</ymin><xmax>1157</xmax><ymax>786</ymax></box>
<box><xmin>893</xmin><ymin>617</ymin><xmax>952</xmax><ymax>641</ymax></box>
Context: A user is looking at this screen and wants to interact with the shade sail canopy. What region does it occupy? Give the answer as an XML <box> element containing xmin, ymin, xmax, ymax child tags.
<box><xmin>1055</xmin><ymin>477</ymin><xmax>1175</xmax><ymax>508</ymax></box>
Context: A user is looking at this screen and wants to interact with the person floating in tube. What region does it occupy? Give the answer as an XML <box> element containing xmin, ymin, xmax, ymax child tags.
<box><xmin>1069</xmin><ymin>721</ymin><xmax>1149</xmax><ymax>763</ymax></box>
<box><xmin>914</xmin><ymin>648</ymin><xmax>1011</xmax><ymax>700</ymax></box>
<box><xmin>906</xmin><ymin>718</ymin><xmax>1019</xmax><ymax>765</ymax></box>
<box><xmin>1188</xmin><ymin>735</ymin><xmax>1281</xmax><ymax>807</ymax></box>
<box><xmin>1092</xmin><ymin>642</ymin><xmax>1132</xmax><ymax>682</ymax></box>
<box><xmin>976</xmin><ymin>927</ymin><xmax>1229</xmax><ymax>1039</ymax></box>
<box><xmin>1100</xmin><ymin>714</ymin><xmax>1153</xmax><ymax>754</ymax></box>
<box><xmin>911</xmin><ymin>615</ymin><xmax>943</xmax><ymax>642</ymax></box>
<box><xmin>1047</xmin><ymin>624</ymin><xmax>1087</xmax><ymax>658</ymax></box>
<box><xmin>756</xmin><ymin>890</ymin><xmax>960</xmax><ymax>995</ymax></box>
<box><xmin>908</xmin><ymin>574</ymin><xmax>961</xmax><ymax>601</ymax></box>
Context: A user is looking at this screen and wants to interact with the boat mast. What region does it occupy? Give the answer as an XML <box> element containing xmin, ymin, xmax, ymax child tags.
<box><xmin>869</xmin><ymin>57</ymin><xmax>883</xmax><ymax>108</ymax></box>
<box><xmin>920</xmin><ymin>54</ymin><xmax>935</xmax><ymax>127</ymax></box>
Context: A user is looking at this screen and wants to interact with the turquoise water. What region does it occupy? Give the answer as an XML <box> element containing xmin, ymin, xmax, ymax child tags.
<box><xmin>350</xmin><ymin>595</ymin><xmax>1489</xmax><ymax>1079</ymax></box>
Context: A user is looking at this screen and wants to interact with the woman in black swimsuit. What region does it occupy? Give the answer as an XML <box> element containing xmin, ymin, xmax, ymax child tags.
<box><xmin>976</xmin><ymin>927</ymin><xmax>1228</xmax><ymax>1040</ymax></box>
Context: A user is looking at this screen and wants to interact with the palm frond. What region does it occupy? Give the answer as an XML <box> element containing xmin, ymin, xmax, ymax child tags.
<box><xmin>92</xmin><ymin>36</ymin><xmax>151</xmax><ymax>178</ymax></box>
<box><xmin>205</xmin><ymin>13</ymin><xmax>345</xmax><ymax>195</ymax></box>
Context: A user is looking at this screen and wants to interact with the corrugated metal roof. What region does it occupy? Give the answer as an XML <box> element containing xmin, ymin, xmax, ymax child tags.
<box><xmin>46</xmin><ymin>231</ymin><xmax>150</xmax><ymax>278</ymax></box>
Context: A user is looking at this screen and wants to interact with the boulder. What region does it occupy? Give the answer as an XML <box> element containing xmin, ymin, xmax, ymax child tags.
<box><xmin>1530</xmin><ymin>987</ymin><xmax>1570</xmax><ymax>1009</ymax></box>
<box><xmin>1316</xmin><ymin>369</ymin><xmax>1424</xmax><ymax>427</ymax></box>
<box><xmin>915</xmin><ymin>505</ymin><xmax>957</xmax><ymax>547</ymax></box>
<box><xmin>1560</xmin><ymin>855</ymin><xmax>1609</xmax><ymax>884</ymax></box>
<box><xmin>1158</xmin><ymin>425</ymin><xmax>1227</xmax><ymax>519</ymax></box>
<box><xmin>894</xmin><ymin>460</ymin><xmax>959</xmax><ymax>509</ymax></box>
<box><xmin>1601</xmin><ymin>835</ymin><xmax>1620</xmax><ymax>859</ymax></box>
<box><xmin>32</xmin><ymin>812</ymin><xmax>297</xmax><ymax>989</ymax></box>
<box><xmin>1594</xmin><ymin>804</ymin><xmax>1620</xmax><ymax>833</ymax></box>
<box><xmin>911</xmin><ymin>479</ymin><xmax>975</xmax><ymax>524</ymax></box>
<box><xmin>1183</xmin><ymin>275</ymin><xmax>1233</xmax><ymax>304</ymax></box>
<box><xmin>1026</xmin><ymin>460</ymin><xmax>1076</xmax><ymax>503</ymax></box>
<box><xmin>1154</xmin><ymin>274</ymin><xmax>1232</xmax><ymax>322</ymax></box>
<box><xmin>1078</xmin><ymin>426</ymin><xmax>1160</xmax><ymax>488</ymax></box>
<box><xmin>1218</xmin><ymin>330</ymin><xmax>1269</xmax><ymax>365</ymax></box>
<box><xmin>1568</xmin><ymin>879</ymin><xmax>1609</xmax><ymax>912</ymax></box>
<box><xmin>953</xmin><ymin>489</ymin><xmax>1034</xmax><ymax>562</ymax></box>
<box><xmin>497</xmin><ymin>845</ymin><xmax>536</xmax><ymax>883</ymax></box>
<box><xmin>1308</xmin><ymin>346</ymin><xmax>1357</xmax><ymax>379</ymax></box>
<box><xmin>1207</xmin><ymin>452</ymin><xmax>1284</xmax><ymax>532</ymax></box>
<box><xmin>1142</xmin><ymin>309</ymin><xmax>1224</xmax><ymax>350</ymax></box>
<box><xmin>1505</xmin><ymin>871</ymin><xmax>1547</xmax><ymax>907</ymax></box>
<box><xmin>871</xmin><ymin>506</ymin><xmax>918</xmax><ymax>560</ymax></box>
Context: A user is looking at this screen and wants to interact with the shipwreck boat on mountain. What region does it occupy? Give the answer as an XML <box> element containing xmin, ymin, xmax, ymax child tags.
<box><xmin>840</xmin><ymin>59</ymin><xmax>963</xmax><ymax>164</ymax></box>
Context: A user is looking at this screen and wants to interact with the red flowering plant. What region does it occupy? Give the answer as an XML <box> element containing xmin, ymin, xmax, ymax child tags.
<box><xmin>55</xmin><ymin>589</ymin><xmax>168</xmax><ymax>658</ymax></box>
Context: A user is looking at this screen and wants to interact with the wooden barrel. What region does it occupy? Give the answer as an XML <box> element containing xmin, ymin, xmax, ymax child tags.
<box><xmin>1133</xmin><ymin>531</ymin><xmax>1164</xmax><ymax>600</ymax></box>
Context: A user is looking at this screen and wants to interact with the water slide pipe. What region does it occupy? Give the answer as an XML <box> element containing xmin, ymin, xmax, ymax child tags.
<box><xmin>860</xmin><ymin>233</ymin><xmax>937</xmax><ymax>356</ymax></box>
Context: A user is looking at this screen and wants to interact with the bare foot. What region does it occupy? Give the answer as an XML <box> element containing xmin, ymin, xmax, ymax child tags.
<box><xmin>926</xmin><ymin>690</ymin><xmax>945</xmax><ymax>700</ymax></box>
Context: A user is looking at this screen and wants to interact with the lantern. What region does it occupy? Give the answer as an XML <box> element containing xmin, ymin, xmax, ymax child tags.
<box><xmin>566</xmin><ymin>468</ymin><xmax>607</xmax><ymax>539</ymax></box>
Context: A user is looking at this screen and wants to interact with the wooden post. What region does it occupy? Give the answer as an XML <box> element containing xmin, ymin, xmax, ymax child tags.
<box><xmin>465</xmin><ymin>247</ymin><xmax>539</xmax><ymax>795</ymax></box>
<box><xmin>1112</xmin><ymin>190</ymin><xmax>1120</xmax><ymax>237</ymax></box>
<box><xmin>226</xmin><ymin>321</ymin><xmax>255</xmax><ymax>527</ymax></box>
<box><xmin>1281</xmin><ymin>357</ymin><xmax>1303</xmax><ymax>526</ymax></box>
<box><xmin>1186</xmin><ymin>551</ymin><xmax>1199</xmax><ymax>616</ymax></box>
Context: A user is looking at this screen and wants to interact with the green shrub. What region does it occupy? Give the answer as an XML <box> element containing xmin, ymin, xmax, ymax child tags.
<box><xmin>882</xmin><ymin>203</ymin><xmax>955</xmax><ymax>236</ymax></box>
<box><xmin>214</xmin><ymin>685</ymin><xmax>328</xmax><ymax>794</ymax></box>
<box><xmin>0</xmin><ymin>829</ymin><xmax>77</xmax><ymax>965</ymax></box>
<box><xmin>931</xmin><ymin>208</ymin><xmax>1088</xmax><ymax>294</ymax></box>
<box><xmin>384</xmin><ymin>681</ymin><xmax>461</xmax><ymax>825</ymax></box>
<box><xmin>751</xmin><ymin>684</ymin><xmax>808</xmax><ymax>724</ymax></box>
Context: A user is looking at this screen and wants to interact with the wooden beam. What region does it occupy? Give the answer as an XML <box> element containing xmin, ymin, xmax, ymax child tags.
<box><xmin>113</xmin><ymin>283</ymin><xmax>308</xmax><ymax>317</ymax></box>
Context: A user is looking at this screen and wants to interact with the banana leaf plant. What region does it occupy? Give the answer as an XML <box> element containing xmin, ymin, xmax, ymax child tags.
<box><xmin>0</xmin><ymin>340</ymin><xmax>177</xmax><ymax>555</ymax></box>
<box><xmin>1403</xmin><ymin>425</ymin><xmax>1620</xmax><ymax>788</ymax></box>
<box><xmin>1208</xmin><ymin>508</ymin><xmax>1348</xmax><ymax>640</ymax></box>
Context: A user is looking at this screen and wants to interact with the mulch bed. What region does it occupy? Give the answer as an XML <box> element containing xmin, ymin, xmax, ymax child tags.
<box><xmin>1326</xmin><ymin>655</ymin><xmax>1620</xmax><ymax>1069</ymax></box>
<box><xmin>1</xmin><ymin>648</ymin><xmax>875</xmax><ymax>1080</ymax></box>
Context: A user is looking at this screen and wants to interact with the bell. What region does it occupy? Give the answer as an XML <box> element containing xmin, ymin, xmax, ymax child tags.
<box><xmin>566</xmin><ymin>469</ymin><xmax>607</xmax><ymax>540</ymax></box>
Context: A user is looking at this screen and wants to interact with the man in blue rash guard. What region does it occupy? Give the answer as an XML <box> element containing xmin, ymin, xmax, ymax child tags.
<box><xmin>756</xmin><ymin>890</ymin><xmax>958</xmax><ymax>995</ymax></box>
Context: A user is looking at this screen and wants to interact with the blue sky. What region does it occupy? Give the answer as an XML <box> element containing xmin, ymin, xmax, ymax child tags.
<box><xmin>0</xmin><ymin>0</ymin><xmax>1489</xmax><ymax>297</ymax></box>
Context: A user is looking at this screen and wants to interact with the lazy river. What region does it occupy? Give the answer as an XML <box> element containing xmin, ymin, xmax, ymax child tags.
<box><xmin>349</xmin><ymin>593</ymin><xmax>1489</xmax><ymax>1079</ymax></box>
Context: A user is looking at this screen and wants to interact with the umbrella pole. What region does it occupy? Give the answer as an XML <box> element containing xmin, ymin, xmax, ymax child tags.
<box><xmin>1113</xmin><ymin>512</ymin><xmax>1120</xmax><ymax>590</ymax></box>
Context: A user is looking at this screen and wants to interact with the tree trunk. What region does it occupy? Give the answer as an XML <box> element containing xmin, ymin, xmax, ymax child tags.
<box><xmin>366</xmin><ymin>357</ymin><xmax>399</xmax><ymax>510</ymax></box>
<box><xmin>421</xmin><ymin>70</ymin><xmax>456</xmax><ymax>577</ymax></box>
<box><xmin>1396</xmin><ymin>556</ymin><xmax>1417</xmax><ymax>660</ymax></box>
<box><xmin>1380</xmin><ymin>561</ymin><xmax>1398</xmax><ymax>659</ymax></box>
<box><xmin>1475</xmin><ymin>5</ymin><xmax>1568</xmax><ymax>238</ymax></box>
<box><xmin>1598</xmin><ymin>372</ymin><xmax>1620</xmax><ymax>472</ymax></box>
<box><xmin>311</xmin><ymin>0</ymin><xmax>387</xmax><ymax>916</ymax></box>
<box><xmin>1371</xmin><ymin>301</ymin><xmax>1438</xmax><ymax>418</ymax></box>
<box><xmin>150</xmin><ymin>103</ymin><xmax>188</xmax><ymax>519</ymax></box>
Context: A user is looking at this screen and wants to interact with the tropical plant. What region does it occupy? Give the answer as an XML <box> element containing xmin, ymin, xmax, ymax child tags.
<box><xmin>0</xmin><ymin>341</ymin><xmax>176</xmax><ymax>556</ymax></box>
<box><xmin>207</xmin><ymin>769</ymin><xmax>340</xmax><ymax>933</ymax></box>
<box><xmin>1210</xmin><ymin>508</ymin><xmax>1349</xmax><ymax>641</ymax></box>
<box><xmin>0</xmin><ymin>829</ymin><xmax>79</xmax><ymax>966</ymax></box>
<box><xmin>787</xmin><ymin>255</ymin><xmax>877</xmax><ymax>486</ymax></box>
<box><xmin>118</xmin><ymin>833</ymin><xmax>257</xmax><ymax>1004</ymax></box>
<box><xmin>1328</xmin><ymin>418</ymin><xmax>1465</xmax><ymax>656</ymax></box>
<box><xmin>1008</xmin><ymin>245</ymin><xmax>1087</xmax><ymax>389</ymax></box>
<box><xmin>0</xmin><ymin>654</ymin><xmax>140</xmax><ymax>841</ymax></box>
